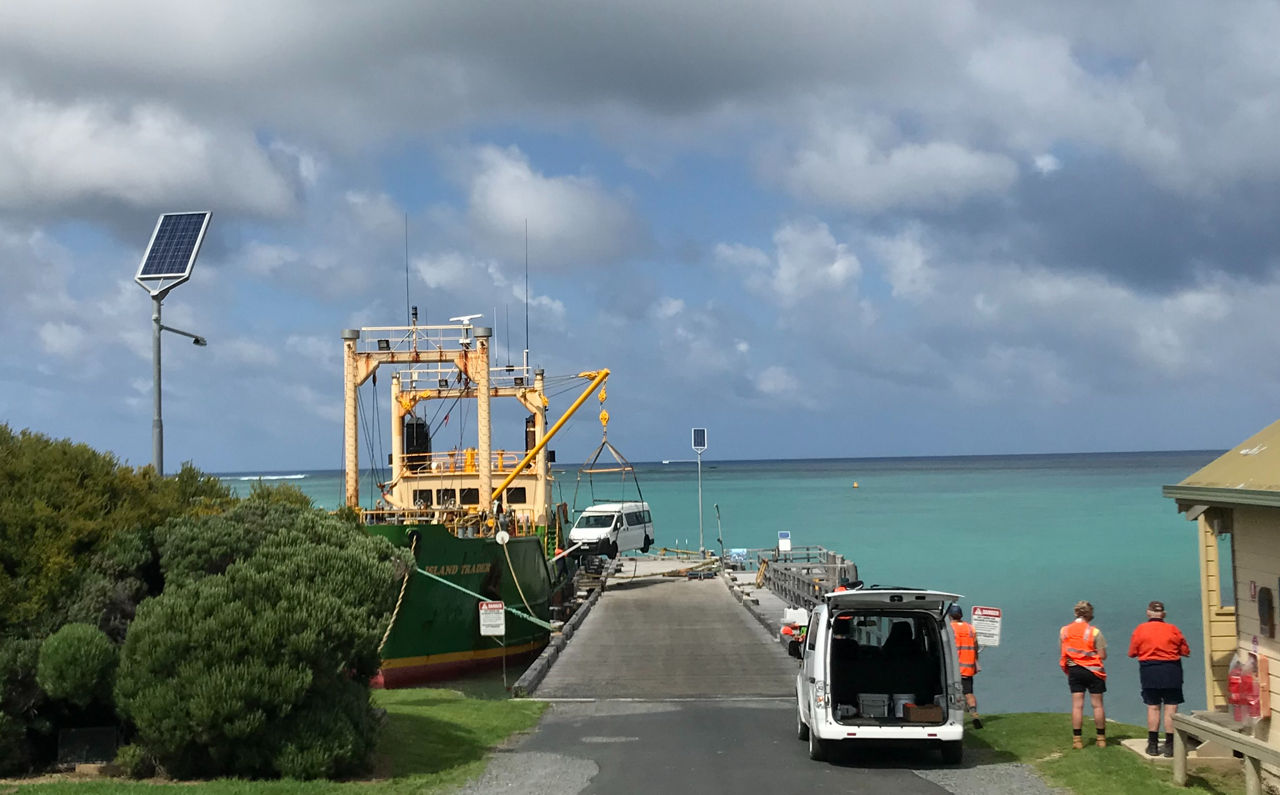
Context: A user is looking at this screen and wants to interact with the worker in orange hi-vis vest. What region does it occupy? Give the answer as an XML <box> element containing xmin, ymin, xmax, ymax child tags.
<box><xmin>947</xmin><ymin>605</ymin><xmax>982</xmax><ymax>729</ymax></box>
<box><xmin>1060</xmin><ymin>600</ymin><xmax>1108</xmax><ymax>749</ymax></box>
<box><xmin>1128</xmin><ymin>599</ymin><xmax>1190</xmax><ymax>758</ymax></box>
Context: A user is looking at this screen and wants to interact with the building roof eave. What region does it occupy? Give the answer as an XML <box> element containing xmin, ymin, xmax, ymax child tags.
<box><xmin>1163</xmin><ymin>484</ymin><xmax>1280</xmax><ymax>511</ymax></box>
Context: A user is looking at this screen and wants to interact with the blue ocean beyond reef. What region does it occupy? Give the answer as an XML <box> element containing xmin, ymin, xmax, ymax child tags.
<box><xmin>220</xmin><ymin>450</ymin><xmax>1221</xmax><ymax>724</ymax></box>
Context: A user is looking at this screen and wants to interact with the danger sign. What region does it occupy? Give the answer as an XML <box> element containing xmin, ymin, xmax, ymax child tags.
<box><xmin>971</xmin><ymin>605</ymin><xmax>1002</xmax><ymax>647</ymax></box>
<box><xmin>479</xmin><ymin>601</ymin><xmax>506</xmax><ymax>637</ymax></box>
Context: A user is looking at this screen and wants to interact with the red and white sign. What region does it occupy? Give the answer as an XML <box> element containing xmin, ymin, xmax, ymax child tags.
<box><xmin>479</xmin><ymin>601</ymin><xmax>506</xmax><ymax>637</ymax></box>
<box><xmin>971</xmin><ymin>605</ymin><xmax>1002</xmax><ymax>647</ymax></box>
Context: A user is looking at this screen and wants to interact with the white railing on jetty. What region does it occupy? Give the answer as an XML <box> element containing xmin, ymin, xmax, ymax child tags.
<box><xmin>726</xmin><ymin>545</ymin><xmax>857</xmax><ymax>612</ymax></box>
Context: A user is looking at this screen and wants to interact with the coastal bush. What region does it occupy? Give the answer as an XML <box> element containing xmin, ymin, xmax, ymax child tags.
<box><xmin>36</xmin><ymin>623</ymin><xmax>117</xmax><ymax>708</ymax></box>
<box><xmin>0</xmin><ymin>424</ymin><xmax>234</xmax><ymax>638</ymax></box>
<box><xmin>112</xmin><ymin>743</ymin><xmax>155</xmax><ymax>779</ymax></box>
<box><xmin>114</xmin><ymin>501</ymin><xmax>408</xmax><ymax>779</ymax></box>
<box><xmin>0</xmin><ymin>638</ymin><xmax>44</xmax><ymax>775</ymax></box>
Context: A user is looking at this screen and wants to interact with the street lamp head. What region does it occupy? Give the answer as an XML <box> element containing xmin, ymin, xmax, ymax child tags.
<box><xmin>193</xmin><ymin>336</ymin><xmax>207</xmax><ymax>347</ymax></box>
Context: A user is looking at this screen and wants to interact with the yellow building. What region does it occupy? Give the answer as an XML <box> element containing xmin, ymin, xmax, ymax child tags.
<box><xmin>1164</xmin><ymin>419</ymin><xmax>1280</xmax><ymax>762</ymax></box>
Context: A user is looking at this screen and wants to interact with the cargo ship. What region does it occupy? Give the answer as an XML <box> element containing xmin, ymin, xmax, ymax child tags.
<box><xmin>341</xmin><ymin>313</ymin><xmax>606</xmax><ymax>686</ymax></box>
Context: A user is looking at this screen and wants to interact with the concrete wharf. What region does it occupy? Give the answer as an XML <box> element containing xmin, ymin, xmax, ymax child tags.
<box><xmin>471</xmin><ymin>551</ymin><xmax>1056</xmax><ymax>795</ymax></box>
<box><xmin>535</xmin><ymin>557</ymin><xmax>795</xmax><ymax>698</ymax></box>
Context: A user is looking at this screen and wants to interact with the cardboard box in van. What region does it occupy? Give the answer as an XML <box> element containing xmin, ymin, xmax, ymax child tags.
<box><xmin>904</xmin><ymin>704</ymin><xmax>944</xmax><ymax>722</ymax></box>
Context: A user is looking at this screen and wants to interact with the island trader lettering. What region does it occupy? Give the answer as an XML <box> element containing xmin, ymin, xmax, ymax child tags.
<box><xmin>421</xmin><ymin>563</ymin><xmax>492</xmax><ymax>576</ymax></box>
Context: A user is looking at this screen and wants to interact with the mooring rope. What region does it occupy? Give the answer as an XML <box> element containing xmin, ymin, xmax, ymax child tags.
<box><xmin>379</xmin><ymin>532</ymin><xmax>419</xmax><ymax>654</ymax></box>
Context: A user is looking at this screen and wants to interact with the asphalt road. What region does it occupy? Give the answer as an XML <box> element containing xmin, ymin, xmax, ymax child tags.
<box><xmin>464</xmin><ymin>561</ymin><xmax>1056</xmax><ymax>794</ymax></box>
<box><xmin>463</xmin><ymin>699</ymin><xmax>956</xmax><ymax>794</ymax></box>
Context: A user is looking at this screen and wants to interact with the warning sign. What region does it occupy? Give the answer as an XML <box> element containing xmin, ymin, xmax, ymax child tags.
<box><xmin>479</xmin><ymin>601</ymin><xmax>506</xmax><ymax>637</ymax></box>
<box><xmin>971</xmin><ymin>605</ymin><xmax>1002</xmax><ymax>647</ymax></box>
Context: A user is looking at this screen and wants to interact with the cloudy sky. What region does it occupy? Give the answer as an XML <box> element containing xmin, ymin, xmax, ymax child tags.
<box><xmin>3</xmin><ymin>1</ymin><xmax>1280</xmax><ymax>472</ymax></box>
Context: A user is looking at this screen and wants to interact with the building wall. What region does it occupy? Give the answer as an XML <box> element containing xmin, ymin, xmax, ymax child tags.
<box><xmin>1199</xmin><ymin>513</ymin><xmax>1237</xmax><ymax>708</ymax></box>
<box><xmin>1228</xmin><ymin>506</ymin><xmax>1280</xmax><ymax>778</ymax></box>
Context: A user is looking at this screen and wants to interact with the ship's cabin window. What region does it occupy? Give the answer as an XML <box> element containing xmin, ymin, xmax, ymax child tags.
<box><xmin>412</xmin><ymin>489</ymin><xmax>433</xmax><ymax>507</ymax></box>
<box><xmin>436</xmin><ymin>489</ymin><xmax>457</xmax><ymax>506</ymax></box>
<box><xmin>460</xmin><ymin>488</ymin><xmax>480</xmax><ymax>506</ymax></box>
<box><xmin>507</xmin><ymin>487</ymin><xmax>527</xmax><ymax>504</ymax></box>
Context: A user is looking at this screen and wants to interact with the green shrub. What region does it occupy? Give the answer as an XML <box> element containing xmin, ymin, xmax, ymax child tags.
<box><xmin>0</xmin><ymin>710</ymin><xmax>27</xmax><ymax>777</ymax></box>
<box><xmin>0</xmin><ymin>425</ymin><xmax>234</xmax><ymax>638</ymax></box>
<box><xmin>37</xmin><ymin>623</ymin><xmax>118</xmax><ymax>707</ymax></box>
<box><xmin>112</xmin><ymin>743</ymin><xmax>155</xmax><ymax>779</ymax></box>
<box><xmin>115</xmin><ymin>502</ymin><xmax>408</xmax><ymax>779</ymax></box>
<box><xmin>0</xmin><ymin>637</ymin><xmax>45</xmax><ymax>775</ymax></box>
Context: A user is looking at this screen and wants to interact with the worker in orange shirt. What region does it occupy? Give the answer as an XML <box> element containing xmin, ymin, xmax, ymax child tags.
<box><xmin>1061</xmin><ymin>600</ymin><xmax>1107</xmax><ymax>749</ymax></box>
<box><xmin>948</xmin><ymin>605</ymin><xmax>982</xmax><ymax>728</ymax></box>
<box><xmin>1128</xmin><ymin>599</ymin><xmax>1191</xmax><ymax>757</ymax></box>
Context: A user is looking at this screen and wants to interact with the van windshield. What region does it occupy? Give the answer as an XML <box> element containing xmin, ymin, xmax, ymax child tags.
<box><xmin>574</xmin><ymin>514</ymin><xmax>617</xmax><ymax>529</ymax></box>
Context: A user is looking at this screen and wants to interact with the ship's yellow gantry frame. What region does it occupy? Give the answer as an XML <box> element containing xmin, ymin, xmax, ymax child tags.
<box><xmin>341</xmin><ymin>321</ymin><xmax>606</xmax><ymax>527</ymax></box>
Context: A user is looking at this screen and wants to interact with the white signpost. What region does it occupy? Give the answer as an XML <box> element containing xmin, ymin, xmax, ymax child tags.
<box><xmin>971</xmin><ymin>605</ymin><xmax>1002</xmax><ymax>647</ymax></box>
<box><xmin>692</xmin><ymin>428</ymin><xmax>707</xmax><ymax>555</ymax></box>
<box><xmin>479</xmin><ymin>600</ymin><xmax>506</xmax><ymax>637</ymax></box>
<box><xmin>778</xmin><ymin>530</ymin><xmax>792</xmax><ymax>553</ymax></box>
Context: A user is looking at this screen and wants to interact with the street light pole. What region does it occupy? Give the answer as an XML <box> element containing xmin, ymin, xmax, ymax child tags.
<box><xmin>691</xmin><ymin>427</ymin><xmax>708</xmax><ymax>558</ymax></box>
<box><xmin>152</xmin><ymin>295</ymin><xmax>164</xmax><ymax>476</ymax></box>
<box><xmin>134</xmin><ymin>211</ymin><xmax>212</xmax><ymax>477</ymax></box>
<box><xmin>696</xmin><ymin>449</ymin><xmax>704</xmax><ymax>555</ymax></box>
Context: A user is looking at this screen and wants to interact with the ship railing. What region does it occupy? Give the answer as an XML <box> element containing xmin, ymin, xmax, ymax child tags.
<box><xmin>396</xmin><ymin>365</ymin><xmax>534</xmax><ymax>393</ymax></box>
<box><xmin>401</xmin><ymin>450</ymin><xmax>536</xmax><ymax>474</ymax></box>
<box><xmin>361</xmin><ymin>505</ymin><xmax>546</xmax><ymax>538</ymax></box>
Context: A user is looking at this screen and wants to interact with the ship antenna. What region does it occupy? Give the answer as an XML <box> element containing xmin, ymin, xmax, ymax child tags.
<box><xmin>505</xmin><ymin>304</ymin><xmax>511</xmax><ymax>367</ymax></box>
<box><xmin>404</xmin><ymin>212</ymin><xmax>411</xmax><ymax>326</ymax></box>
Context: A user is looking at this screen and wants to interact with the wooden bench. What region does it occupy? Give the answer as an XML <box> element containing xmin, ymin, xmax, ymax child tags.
<box><xmin>1172</xmin><ymin>712</ymin><xmax>1280</xmax><ymax>795</ymax></box>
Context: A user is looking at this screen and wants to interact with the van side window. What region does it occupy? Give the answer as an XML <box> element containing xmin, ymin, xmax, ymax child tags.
<box><xmin>625</xmin><ymin>511</ymin><xmax>642</xmax><ymax>525</ymax></box>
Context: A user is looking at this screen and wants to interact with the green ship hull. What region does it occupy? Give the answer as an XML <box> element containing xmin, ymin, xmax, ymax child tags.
<box><xmin>366</xmin><ymin>523</ymin><xmax>559</xmax><ymax>687</ymax></box>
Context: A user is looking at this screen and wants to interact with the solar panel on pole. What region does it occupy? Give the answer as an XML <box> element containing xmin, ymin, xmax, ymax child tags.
<box><xmin>135</xmin><ymin>212</ymin><xmax>211</xmax><ymax>296</ymax></box>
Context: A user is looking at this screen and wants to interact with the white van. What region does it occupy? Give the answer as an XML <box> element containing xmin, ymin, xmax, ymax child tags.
<box><xmin>791</xmin><ymin>588</ymin><xmax>966</xmax><ymax>764</ymax></box>
<box><xmin>567</xmin><ymin>502</ymin><xmax>654</xmax><ymax>558</ymax></box>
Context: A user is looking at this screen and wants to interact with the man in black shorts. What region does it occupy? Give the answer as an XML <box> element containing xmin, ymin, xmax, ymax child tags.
<box><xmin>1061</xmin><ymin>600</ymin><xmax>1107</xmax><ymax>748</ymax></box>
<box><xmin>1128</xmin><ymin>600</ymin><xmax>1190</xmax><ymax>756</ymax></box>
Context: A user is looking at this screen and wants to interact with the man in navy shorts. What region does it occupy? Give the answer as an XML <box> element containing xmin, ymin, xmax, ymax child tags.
<box><xmin>1128</xmin><ymin>600</ymin><xmax>1191</xmax><ymax>757</ymax></box>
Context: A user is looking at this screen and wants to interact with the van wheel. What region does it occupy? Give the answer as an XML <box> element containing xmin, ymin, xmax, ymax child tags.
<box><xmin>796</xmin><ymin>708</ymin><xmax>809</xmax><ymax>741</ymax></box>
<box><xmin>941</xmin><ymin>740</ymin><xmax>963</xmax><ymax>764</ymax></box>
<box><xmin>641</xmin><ymin>535</ymin><xmax>652</xmax><ymax>554</ymax></box>
<box><xmin>807</xmin><ymin>728</ymin><xmax>827</xmax><ymax>761</ymax></box>
<box><xmin>607</xmin><ymin>541</ymin><xmax>619</xmax><ymax>559</ymax></box>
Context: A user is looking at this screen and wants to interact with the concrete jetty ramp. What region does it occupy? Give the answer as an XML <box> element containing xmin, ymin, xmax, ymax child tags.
<box><xmin>535</xmin><ymin>558</ymin><xmax>796</xmax><ymax>699</ymax></box>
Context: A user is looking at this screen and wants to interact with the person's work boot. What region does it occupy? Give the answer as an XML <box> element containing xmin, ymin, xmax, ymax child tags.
<box><xmin>1072</xmin><ymin>736</ymin><xmax>1083</xmax><ymax>750</ymax></box>
<box><xmin>972</xmin><ymin>717</ymin><xmax>983</xmax><ymax>729</ymax></box>
<box><xmin>1096</xmin><ymin>735</ymin><xmax>1106</xmax><ymax>748</ymax></box>
<box><xmin>1163</xmin><ymin>738</ymin><xmax>1174</xmax><ymax>758</ymax></box>
<box><xmin>1146</xmin><ymin>739</ymin><xmax>1160</xmax><ymax>756</ymax></box>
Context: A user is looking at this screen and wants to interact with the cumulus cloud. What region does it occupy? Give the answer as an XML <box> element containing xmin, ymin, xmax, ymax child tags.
<box><xmin>0</xmin><ymin>87</ymin><xmax>297</xmax><ymax>216</ymax></box>
<box><xmin>716</xmin><ymin>219</ymin><xmax>859</xmax><ymax>307</ymax></box>
<box><xmin>459</xmin><ymin>145</ymin><xmax>642</xmax><ymax>268</ymax></box>
<box><xmin>38</xmin><ymin>321</ymin><xmax>85</xmax><ymax>357</ymax></box>
<box><xmin>870</xmin><ymin>228</ymin><xmax>936</xmax><ymax>301</ymax></box>
<box><xmin>1033</xmin><ymin>154</ymin><xmax>1061</xmax><ymax>174</ymax></box>
<box><xmin>774</xmin><ymin>123</ymin><xmax>1019</xmax><ymax>211</ymax></box>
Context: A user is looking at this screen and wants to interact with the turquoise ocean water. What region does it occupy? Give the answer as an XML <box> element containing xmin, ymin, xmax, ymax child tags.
<box><xmin>220</xmin><ymin>450</ymin><xmax>1221</xmax><ymax>724</ymax></box>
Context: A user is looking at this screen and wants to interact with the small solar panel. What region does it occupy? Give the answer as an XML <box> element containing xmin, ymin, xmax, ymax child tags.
<box><xmin>136</xmin><ymin>212</ymin><xmax>210</xmax><ymax>282</ymax></box>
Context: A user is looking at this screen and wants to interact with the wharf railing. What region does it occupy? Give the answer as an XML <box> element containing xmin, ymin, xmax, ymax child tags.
<box><xmin>1172</xmin><ymin>712</ymin><xmax>1278</xmax><ymax>795</ymax></box>
<box><xmin>737</xmin><ymin>545</ymin><xmax>856</xmax><ymax>612</ymax></box>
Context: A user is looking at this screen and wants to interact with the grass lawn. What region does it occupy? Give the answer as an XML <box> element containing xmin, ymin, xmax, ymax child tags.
<box><xmin>4</xmin><ymin>687</ymin><xmax>546</xmax><ymax>794</ymax></box>
<box><xmin>966</xmin><ymin>713</ymin><xmax>1245</xmax><ymax>795</ymax></box>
